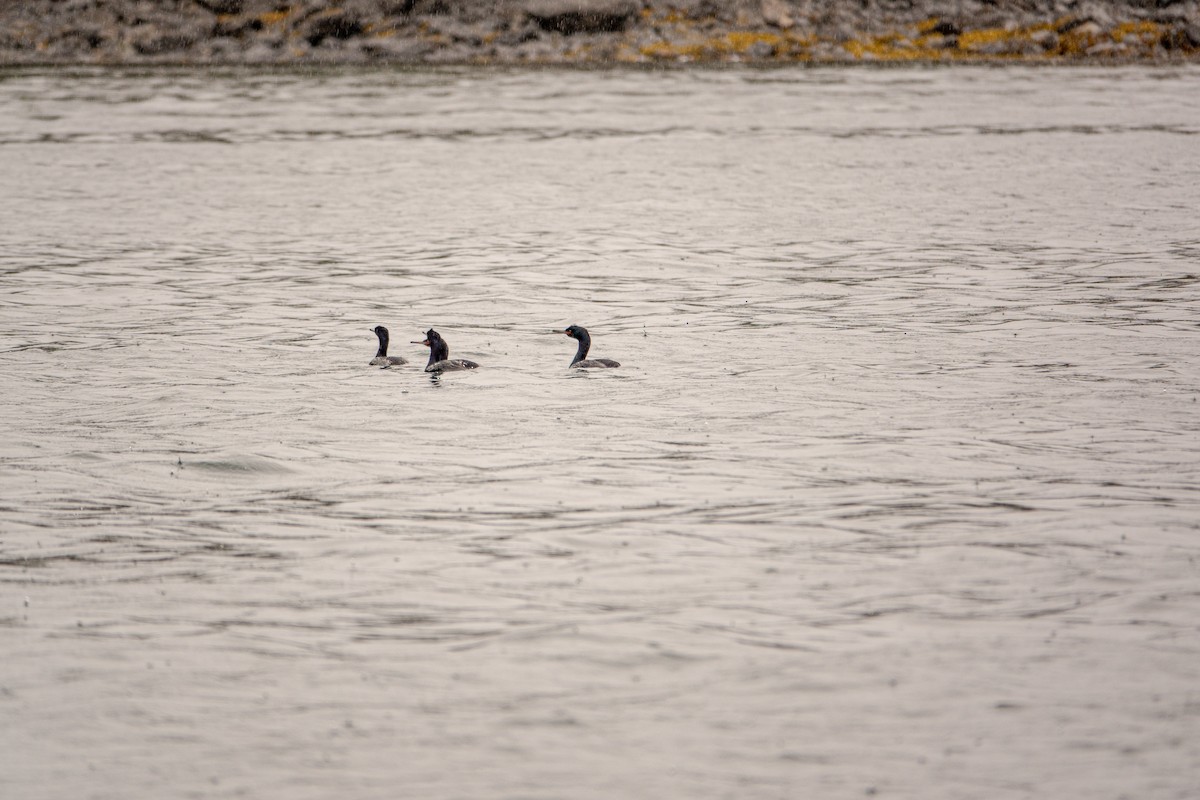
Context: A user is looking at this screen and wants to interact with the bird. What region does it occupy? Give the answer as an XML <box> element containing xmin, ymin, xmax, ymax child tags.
<box><xmin>369</xmin><ymin>325</ymin><xmax>407</xmax><ymax>366</ymax></box>
<box><xmin>561</xmin><ymin>325</ymin><xmax>620</xmax><ymax>369</ymax></box>
<box><xmin>413</xmin><ymin>329</ymin><xmax>479</xmax><ymax>372</ymax></box>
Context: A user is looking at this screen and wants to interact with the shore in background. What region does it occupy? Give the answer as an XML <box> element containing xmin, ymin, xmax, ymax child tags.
<box><xmin>1</xmin><ymin>0</ymin><xmax>1198</xmax><ymax>66</ymax></box>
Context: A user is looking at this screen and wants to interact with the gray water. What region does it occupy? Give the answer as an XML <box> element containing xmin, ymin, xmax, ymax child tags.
<box><xmin>2</xmin><ymin>65</ymin><xmax>1199</xmax><ymax>800</ymax></box>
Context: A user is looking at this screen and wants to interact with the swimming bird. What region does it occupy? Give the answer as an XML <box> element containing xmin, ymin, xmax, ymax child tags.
<box><xmin>413</xmin><ymin>329</ymin><xmax>479</xmax><ymax>372</ymax></box>
<box><xmin>561</xmin><ymin>325</ymin><xmax>619</xmax><ymax>369</ymax></box>
<box><xmin>369</xmin><ymin>325</ymin><xmax>407</xmax><ymax>366</ymax></box>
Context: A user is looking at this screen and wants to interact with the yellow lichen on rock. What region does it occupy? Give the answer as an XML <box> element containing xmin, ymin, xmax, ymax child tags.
<box><xmin>916</xmin><ymin>18</ymin><xmax>943</xmax><ymax>35</ymax></box>
<box><xmin>1112</xmin><ymin>21</ymin><xmax>1160</xmax><ymax>44</ymax></box>
<box><xmin>640</xmin><ymin>30</ymin><xmax>785</xmax><ymax>61</ymax></box>
<box><xmin>725</xmin><ymin>31</ymin><xmax>783</xmax><ymax>53</ymax></box>
<box><xmin>257</xmin><ymin>9</ymin><xmax>292</xmax><ymax>28</ymax></box>
<box><xmin>844</xmin><ymin>33</ymin><xmax>946</xmax><ymax>61</ymax></box>
<box><xmin>956</xmin><ymin>26</ymin><xmax>1016</xmax><ymax>51</ymax></box>
<box><xmin>1058</xmin><ymin>21</ymin><xmax>1103</xmax><ymax>55</ymax></box>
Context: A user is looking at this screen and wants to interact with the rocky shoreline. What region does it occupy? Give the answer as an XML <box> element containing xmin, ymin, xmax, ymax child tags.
<box><xmin>1</xmin><ymin>0</ymin><xmax>1198</xmax><ymax>66</ymax></box>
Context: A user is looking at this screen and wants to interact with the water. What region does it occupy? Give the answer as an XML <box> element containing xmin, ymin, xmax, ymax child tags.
<box><xmin>2</xmin><ymin>65</ymin><xmax>1199</xmax><ymax>799</ymax></box>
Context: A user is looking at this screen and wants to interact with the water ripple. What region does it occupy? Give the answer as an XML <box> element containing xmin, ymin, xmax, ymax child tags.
<box><xmin>1</xmin><ymin>64</ymin><xmax>1199</xmax><ymax>800</ymax></box>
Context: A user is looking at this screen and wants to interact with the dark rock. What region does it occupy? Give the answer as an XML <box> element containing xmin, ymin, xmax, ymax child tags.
<box><xmin>0</xmin><ymin>27</ymin><xmax>35</xmax><ymax>51</ymax></box>
<box><xmin>212</xmin><ymin>15</ymin><xmax>258</xmax><ymax>36</ymax></box>
<box><xmin>409</xmin><ymin>0</ymin><xmax>454</xmax><ymax>15</ymax></box>
<box><xmin>665</xmin><ymin>0</ymin><xmax>727</xmax><ymax>21</ymax></box>
<box><xmin>66</xmin><ymin>27</ymin><xmax>109</xmax><ymax>49</ymax></box>
<box><xmin>378</xmin><ymin>0</ymin><xmax>419</xmax><ymax>14</ymax></box>
<box><xmin>525</xmin><ymin>0</ymin><xmax>639</xmax><ymax>35</ymax></box>
<box><xmin>1160</xmin><ymin>23</ymin><xmax>1200</xmax><ymax>50</ymax></box>
<box><xmin>193</xmin><ymin>0</ymin><xmax>245</xmax><ymax>13</ymax></box>
<box><xmin>928</xmin><ymin>20</ymin><xmax>960</xmax><ymax>36</ymax></box>
<box><xmin>42</xmin><ymin>31</ymin><xmax>99</xmax><ymax>57</ymax></box>
<box><xmin>494</xmin><ymin>22</ymin><xmax>542</xmax><ymax>46</ymax></box>
<box><xmin>303</xmin><ymin>10</ymin><xmax>364</xmax><ymax>46</ymax></box>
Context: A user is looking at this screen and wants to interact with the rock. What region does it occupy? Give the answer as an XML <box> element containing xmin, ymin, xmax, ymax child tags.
<box><xmin>212</xmin><ymin>15</ymin><xmax>258</xmax><ymax>37</ymax></box>
<box><xmin>302</xmin><ymin>10</ymin><xmax>364</xmax><ymax>46</ymax></box>
<box><xmin>425</xmin><ymin>39</ymin><xmax>487</xmax><ymax>61</ymax></box>
<box><xmin>1006</xmin><ymin>37</ymin><xmax>1047</xmax><ymax>56</ymax></box>
<box><xmin>359</xmin><ymin>36</ymin><xmax>436</xmax><ymax>60</ymax></box>
<box><xmin>426</xmin><ymin>18</ymin><xmax>497</xmax><ymax>45</ymax></box>
<box><xmin>829</xmin><ymin>22</ymin><xmax>858</xmax><ymax>43</ymax></box>
<box><xmin>524</xmin><ymin>0</ymin><xmax>639</xmax><ymax>35</ymax></box>
<box><xmin>1030</xmin><ymin>28</ymin><xmax>1059</xmax><ymax>50</ymax></box>
<box><xmin>378</xmin><ymin>0</ymin><xmax>419</xmax><ymax>14</ymax></box>
<box><xmin>667</xmin><ymin>0</ymin><xmax>728</xmax><ymax>22</ymax></box>
<box><xmin>1160</xmin><ymin>24</ymin><xmax>1200</xmax><ymax>51</ymax></box>
<box><xmin>408</xmin><ymin>0</ymin><xmax>454</xmax><ymax>15</ymax></box>
<box><xmin>494</xmin><ymin>22</ymin><xmax>542</xmax><ymax>47</ymax></box>
<box><xmin>746</xmin><ymin>39</ymin><xmax>776</xmax><ymax>58</ymax></box>
<box><xmin>1058</xmin><ymin>19</ymin><xmax>1105</xmax><ymax>54</ymax></box>
<box><xmin>202</xmin><ymin>36</ymin><xmax>241</xmax><ymax>60</ymax></box>
<box><xmin>1057</xmin><ymin>18</ymin><xmax>1101</xmax><ymax>35</ymax></box>
<box><xmin>1152</xmin><ymin>7</ymin><xmax>1191</xmax><ymax>24</ymax></box>
<box><xmin>1077</xmin><ymin>2</ymin><xmax>1114</xmax><ymax>29</ymax></box>
<box><xmin>241</xmin><ymin>41</ymin><xmax>281</xmax><ymax>63</ymax></box>
<box><xmin>321</xmin><ymin>39</ymin><xmax>374</xmax><ymax>63</ymax></box>
<box><xmin>1086</xmin><ymin>40</ymin><xmax>1120</xmax><ymax>55</ymax></box>
<box><xmin>761</xmin><ymin>0</ymin><xmax>793</xmax><ymax>30</ymax></box>
<box><xmin>968</xmin><ymin>38</ymin><xmax>1009</xmax><ymax>56</ymax></box>
<box><xmin>511</xmin><ymin>37</ymin><xmax>568</xmax><ymax>62</ymax></box>
<box><xmin>129</xmin><ymin>25</ymin><xmax>197</xmax><ymax>55</ymax></box>
<box><xmin>62</xmin><ymin>23</ymin><xmax>110</xmax><ymax>49</ymax></box>
<box><xmin>193</xmin><ymin>0</ymin><xmax>244</xmax><ymax>14</ymax></box>
<box><xmin>41</xmin><ymin>31</ymin><xmax>90</xmax><ymax>58</ymax></box>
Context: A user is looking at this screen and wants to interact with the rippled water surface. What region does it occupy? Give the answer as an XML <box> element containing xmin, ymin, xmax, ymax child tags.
<box><xmin>2</xmin><ymin>65</ymin><xmax>1199</xmax><ymax>799</ymax></box>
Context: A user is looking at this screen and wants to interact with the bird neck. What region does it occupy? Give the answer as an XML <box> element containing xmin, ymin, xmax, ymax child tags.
<box><xmin>427</xmin><ymin>338</ymin><xmax>449</xmax><ymax>367</ymax></box>
<box><xmin>572</xmin><ymin>333</ymin><xmax>591</xmax><ymax>364</ymax></box>
<box><xmin>375</xmin><ymin>332</ymin><xmax>389</xmax><ymax>358</ymax></box>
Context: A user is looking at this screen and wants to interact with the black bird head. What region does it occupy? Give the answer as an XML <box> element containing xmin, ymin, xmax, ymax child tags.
<box><xmin>561</xmin><ymin>325</ymin><xmax>592</xmax><ymax>363</ymax></box>
<box><xmin>413</xmin><ymin>328</ymin><xmax>442</xmax><ymax>347</ymax></box>
<box><xmin>414</xmin><ymin>329</ymin><xmax>449</xmax><ymax>363</ymax></box>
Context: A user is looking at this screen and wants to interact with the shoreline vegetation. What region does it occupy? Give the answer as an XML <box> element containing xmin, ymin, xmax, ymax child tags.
<box><xmin>1</xmin><ymin>1</ymin><xmax>1198</xmax><ymax>67</ymax></box>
